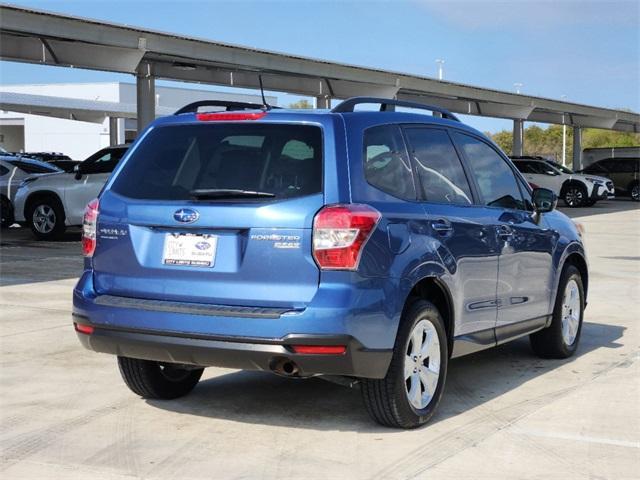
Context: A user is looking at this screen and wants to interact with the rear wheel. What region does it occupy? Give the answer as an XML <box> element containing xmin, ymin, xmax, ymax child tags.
<box><xmin>530</xmin><ymin>264</ymin><xmax>584</xmax><ymax>359</ymax></box>
<box><xmin>630</xmin><ymin>182</ymin><xmax>639</xmax><ymax>202</ymax></box>
<box><xmin>27</xmin><ymin>196</ymin><xmax>66</xmax><ymax>240</ymax></box>
<box><xmin>361</xmin><ymin>300</ymin><xmax>448</xmax><ymax>428</ymax></box>
<box><xmin>1</xmin><ymin>196</ymin><xmax>14</xmax><ymax>229</ymax></box>
<box><xmin>117</xmin><ymin>357</ymin><xmax>204</xmax><ymax>400</ymax></box>
<box><xmin>563</xmin><ymin>184</ymin><xmax>587</xmax><ymax>208</ymax></box>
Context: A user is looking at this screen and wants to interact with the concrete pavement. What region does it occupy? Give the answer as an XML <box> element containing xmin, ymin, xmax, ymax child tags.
<box><xmin>1</xmin><ymin>200</ymin><xmax>638</xmax><ymax>479</ymax></box>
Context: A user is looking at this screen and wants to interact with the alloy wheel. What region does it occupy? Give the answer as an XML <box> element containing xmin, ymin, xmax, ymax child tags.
<box><xmin>561</xmin><ymin>279</ymin><xmax>581</xmax><ymax>346</ymax></box>
<box><xmin>565</xmin><ymin>187</ymin><xmax>584</xmax><ymax>207</ymax></box>
<box><xmin>404</xmin><ymin>319</ymin><xmax>441</xmax><ymax>410</ymax></box>
<box><xmin>32</xmin><ymin>204</ymin><xmax>56</xmax><ymax>234</ymax></box>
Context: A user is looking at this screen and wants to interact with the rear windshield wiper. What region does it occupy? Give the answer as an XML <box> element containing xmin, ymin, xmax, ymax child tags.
<box><xmin>189</xmin><ymin>188</ymin><xmax>276</xmax><ymax>200</ymax></box>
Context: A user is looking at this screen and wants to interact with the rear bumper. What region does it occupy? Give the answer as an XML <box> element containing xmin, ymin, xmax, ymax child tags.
<box><xmin>73</xmin><ymin>316</ymin><xmax>390</xmax><ymax>378</ymax></box>
<box><xmin>72</xmin><ymin>271</ymin><xmax>398</xmax><ymax>379</ymax></box>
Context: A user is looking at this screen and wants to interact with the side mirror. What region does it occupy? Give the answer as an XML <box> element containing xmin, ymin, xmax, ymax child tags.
<box><xmin>532</xmin><ymin>187</ymin><xmax>557</xmax><ymax>213</ymax></box>
<box><xmin>74</xmin><ymin>163</ymin><xmax>83</xmax><ymax>180</ymax></box>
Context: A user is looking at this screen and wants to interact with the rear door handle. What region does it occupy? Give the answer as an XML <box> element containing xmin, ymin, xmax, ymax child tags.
<box><xmin>497</xmin><ymin>225</ymin><xmax>513</xmax><ymax>239</ymax></box>
<box><xmin>431</xmin><ymin>218</ymin><xmax>453</xmax><ymax>234</ymax></box>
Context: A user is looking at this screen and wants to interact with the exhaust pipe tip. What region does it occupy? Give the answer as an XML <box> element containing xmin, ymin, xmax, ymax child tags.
<box><xmin>270</xmin><ymin>357</ymin><xmax>300</xmax><ymax>377</ymax></box>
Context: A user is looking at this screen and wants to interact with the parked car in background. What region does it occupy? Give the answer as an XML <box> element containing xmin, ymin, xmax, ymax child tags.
<box><xmin>13</xmin><ymin>144</ymin><xmax>129</xmax><ymax>239</ymax></box>
<box><xmin>577</xmin><ymin>157</ymin><xmax>640</xmax><ymax>201</ymax></box>
<box><xmin>544</xmin><ymin>159</ymin><xmax>615</xmax><ymax>200</ymax></box>
<box><xmin>19</xmin><ymin>152</ymin><xmax>79</xmax><ymax>172</ymax></box>
<box><xmin>511</xmin><ymin>156</ymin><xmax>608</xmax><ymax>207</ymax></box>
<box><xmin>73</xmin><ymin>98</ymin><xmax>588</xmax><ymax>429</ymax></box>
<box><xmin>0</xmin><ymin>155</ymin><xmax>62</xmax><ymax>228</ymax></box>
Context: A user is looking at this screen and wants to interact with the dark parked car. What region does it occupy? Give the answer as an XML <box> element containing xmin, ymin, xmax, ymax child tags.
<box><xmin>577</xmin><ymin>157</ymin><xmax>640</xmax><ymax>201</ymax></box>
<box><xmin>18</xmin><ymin>152</ymin><xmax>79</xmax><ymax>172</ymax></box>
<box><xmin>73</xmin><ymin>98</ymin><xmax>588</xmax><ymax>428</ymax></box>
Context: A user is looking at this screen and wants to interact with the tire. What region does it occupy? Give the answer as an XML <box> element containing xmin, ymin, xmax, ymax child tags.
<box><xmin>117</xmin><ymin>357</ymin><xmax>204</xmax><ymax>400</ymax></box>
<box><xmin>1</xmin><ymin>196</ymin><xmax>14</xmax><ymax>229</ymax></box>
<box><xmin>630</xmin><ymin>182</ymin><xmax>640</xmax><ymax>202</ymax></box>
<box><xmin>563</xmin><ymin>184</ymin><xmax>587</xmax><ymax>208</ymax></box>
<box><xmin>530</xmin><ymin>264</ymin><xmax>584</xmax><ymax>359</ymax></box>
<box><xmin>26</xmin><ymin>195</ymin><xmax>66</xmax><ymax>240</ymax></box>
<box><xmin>361</xmin><ymin>300</ymin><xmax>448</xmax><ymax>429</ymax></box>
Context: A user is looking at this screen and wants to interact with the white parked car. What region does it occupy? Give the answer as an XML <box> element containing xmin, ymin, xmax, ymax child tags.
<box><xmin>1</xmin><ymin>155</ymin><xmax>62</xmax><ymax>228</ymax></box>
<box><xmin>13</xmin><ymin>145</ymin><xmax>129</xmax><ymax>239</ymax></box>
<box><xmin>511</xmin><ymin>156</ymin><xmax>612</xmax><ymax>207</ymax></box>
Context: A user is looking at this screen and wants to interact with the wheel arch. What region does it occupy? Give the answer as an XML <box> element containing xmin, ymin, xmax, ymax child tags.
<box><xmin>402</xmin><ymin>276</ymin><xmax>455</xmax><ymax>356</ymax></box>
<box><xmin>560</xmin><ymin>179</ymin><xmax>588</xmax><ymax>196</ymax></box>
<box><xmin>24</xmin><ymin>190</ymin><xmax>65</xmax><ymax>220</ymax></box>
<box><xmin>559</xmin><ymin>250</ymin><xmax>589</xmax><ymax>304</ymax></box>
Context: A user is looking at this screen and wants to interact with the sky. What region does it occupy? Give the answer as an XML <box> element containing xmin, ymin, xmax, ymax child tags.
<box><xmin>1</xmin><ymin>0</ymin><xmax>639</xmax><ymax>133</ymax></box>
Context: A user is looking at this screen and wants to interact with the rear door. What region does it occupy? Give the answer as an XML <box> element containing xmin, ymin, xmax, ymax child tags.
<box><xmin>403</xmin><ymin>126</ymin><xmax>500</xmax><ymax>337</ymax></box>
<box><xmin>93</xmin><ymin>122</ymin><xmax>324</xmax><ymax>309</ymax></box>
<box><xmin>451</xmin><ymin>132</ymin><xmax>555</xmax><ymax>337</ymax></box>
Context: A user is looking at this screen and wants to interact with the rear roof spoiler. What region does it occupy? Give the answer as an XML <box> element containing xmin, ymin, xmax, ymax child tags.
<box><xmin>174</xmin><ymin>100</ymin><xmax>281</xmax><ymax>115</ymax></box>
<box><xmin>331</xmin><ymin>97</ymin><xmax>460</xmax><ymax>122</ymax></box>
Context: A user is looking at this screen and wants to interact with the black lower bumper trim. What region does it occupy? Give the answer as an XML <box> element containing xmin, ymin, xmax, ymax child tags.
<box><xmin>75</xmin><ymin>323</ymin><xmax>392</xmax><ymax>379</ymax></box>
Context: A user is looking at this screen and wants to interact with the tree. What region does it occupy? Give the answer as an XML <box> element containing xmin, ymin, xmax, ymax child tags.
<box><xmin>489</xmin><ymin>124</ymin><xmax>640</xmax><ymax>161</ymax></box>
<box><xmin>288</xmin><ymin>99</ymin><xmax>314</xmax><ymax>109</ymax></box>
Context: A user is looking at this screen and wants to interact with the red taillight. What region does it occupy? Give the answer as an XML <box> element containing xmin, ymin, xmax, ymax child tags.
<box><xmin>196</xmin><ymin>112</ymin><xmax>267</xmax><ymax>121</ymax></box>
<box><xmin>312</xmin><ymin>204</ymin><xmax>381</xmax><ymax>270</ymax></box>
<box><xmin>82</xmin><ymin>198</ymin><xmax>99</xmax><ymax>257</ymax></box>
<box><xmin>74</xmin><ymin>323</ymin><xmax>94</xmax><ymax>335</ymax></box>
<box><xmin>291</xmin><ymin>345</ymin><xmax>347</xmax><ymax>355</ymax></box>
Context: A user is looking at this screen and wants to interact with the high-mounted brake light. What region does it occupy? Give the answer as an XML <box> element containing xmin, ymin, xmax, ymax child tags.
<box><xmin>196</xmin><ymin>112</ymin><xmax>267</xmax><ymax>121</ymax></box>
<box><xmin>312</xmin><ymin>204</ymin><xmax>381</xmax><ymax>270</ymax></box>
<box><xmin>82</xmin><ymin>198</ymin><xmax>99</xmax><ymax>257</ymax></box>
<box><xmin>291</xmin><ymin>345</ymin><xmax>347</xmax><ymax>355</ymax></box>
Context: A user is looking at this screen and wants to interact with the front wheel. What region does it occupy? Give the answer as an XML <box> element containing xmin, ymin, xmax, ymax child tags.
<box><xmin>563</xmin><ymin>184</ymin><xmax>587</xmax><ymax>208</ymax></box>
<box><xmin>117</xmin><ymin>357</ymin><xmax>204</xmax><ymax>399</ymax></box>
<box><xmin>361</xmin><ymin>300</ymin><xmax>448</xmax><ymax>428</ymax></box>
<box><xmin>27</xmin><ymin>196</ymin><xmax>66</xmax><ymax>240</ymax></box>
<box><xmin>631</xmin><ymin>183</ymin><xmax>639</xmax><ymax>202</ymax></box>
<box><xmin>530</xmin><ymin>264</ymin><xmax>584</xmax><ymax>358</ymax></box>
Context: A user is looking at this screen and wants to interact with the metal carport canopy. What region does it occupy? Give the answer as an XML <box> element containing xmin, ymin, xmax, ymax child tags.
<box><xmin>1</xmin><ymin>4</ymin><xmax>638</xmax><ymax>132</ymax></box>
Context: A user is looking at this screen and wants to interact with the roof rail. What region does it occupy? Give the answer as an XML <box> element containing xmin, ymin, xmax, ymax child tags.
<box><xmin>331</xmin><ymin>97</ymin><xmax>460</xmax><ymax>122</ymax></box>
<box><xmin>174</xmin><ymin>100</ymin><xmax>275</xmax><ymax>115</ymax></box>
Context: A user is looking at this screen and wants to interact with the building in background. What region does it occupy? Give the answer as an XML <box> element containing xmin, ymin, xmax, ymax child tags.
<box><xmin>0</xmin><ymin>82</ymin><xmax>275</xmax><ymax>159</ymax></box>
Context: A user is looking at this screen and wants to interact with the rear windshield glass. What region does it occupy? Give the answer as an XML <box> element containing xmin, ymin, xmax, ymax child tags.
<box><xmin>111</xmin><ymin>124</ymin><xmax>322</xmax><ymax>200</ymax></box>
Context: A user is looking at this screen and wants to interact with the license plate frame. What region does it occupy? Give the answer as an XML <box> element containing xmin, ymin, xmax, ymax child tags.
<box><xmin>162</xmin><ymin>233</ymin><xmax>217</xmax><ymax>268</ymax></box>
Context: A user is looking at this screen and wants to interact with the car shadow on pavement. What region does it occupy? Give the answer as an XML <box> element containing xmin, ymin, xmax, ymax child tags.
<box><xmin>0</xmin><ymin>227</ymin><xmax>82</xmax><ymax>286</ymax></box>
<box><xmin>558</xmin><ymin>198</ymin><xmax>639</xmax><ymax>219</ymax></box>
<box><xmin>147</xmin><ymin>321</ymin><xmax>625</xmax><ymax>432</ymax></box>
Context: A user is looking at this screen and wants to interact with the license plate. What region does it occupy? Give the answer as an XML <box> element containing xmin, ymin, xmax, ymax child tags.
<box><xmin>162</xmin><ymin>233</ymin><xmax>217</xmax><ymax>267</ymax></box>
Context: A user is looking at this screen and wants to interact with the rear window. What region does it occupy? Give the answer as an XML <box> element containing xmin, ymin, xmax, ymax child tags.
<box><xmin>111</xmin><ymin>124</ymin><xmax>322</xmax><ymax>200</ymax></box>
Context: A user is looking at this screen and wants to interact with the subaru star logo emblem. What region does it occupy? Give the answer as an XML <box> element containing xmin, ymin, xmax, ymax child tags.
<box><xmin>173</xmin><ymin>208</ymin><xmax>199</xmax><ymax>223</ymax></box>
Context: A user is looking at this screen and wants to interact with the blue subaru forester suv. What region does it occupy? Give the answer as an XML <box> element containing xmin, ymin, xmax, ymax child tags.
<box><xmin>73</xmin><ymin>97</ymin><xmax>588</xmax><ymax>428</ymax></box>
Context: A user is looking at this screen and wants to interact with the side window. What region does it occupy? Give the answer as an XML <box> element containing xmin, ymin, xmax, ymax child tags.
<box><xmin>83</xmin><ymin>149</ymin><xmax>126</xmax><ymax>174</ymax></box>
<box><xmin>363</xmin><ymin>125</ymin><xmax>416</xmax><ymax>200</ymax></box>
<box><xmin>452</xmin><ymin>132</ymin><xmax>525</xmax><ymax>210</ymax></box>
<box><xmin>514</xmin><ymin>161</ymin><xmax>533</xmax><ymax>174</ymax></box>
<box><xmin>404</xmin><ymin>127</ymin><xmax>473</xmax><ymax>205</ymax></box>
